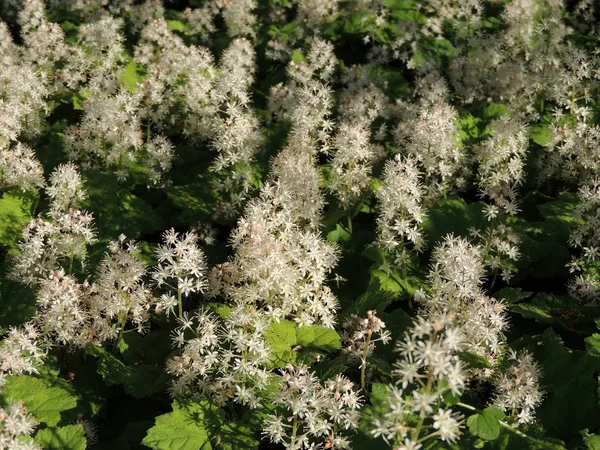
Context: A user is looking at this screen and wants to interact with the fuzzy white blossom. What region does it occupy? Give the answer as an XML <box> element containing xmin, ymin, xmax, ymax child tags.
<box><xmin>0</xmin><ymin>402</ymin><xmax>41</xmax><ymax>450</ymax></box>
<box><xmin>415</xmin><ymin>235</ymin><xmax>509</xmax><ymax>375</ymax></box>
<box><xmin>167</xmin><ymin>307</ymin><xmax>271</xmax><ymax>408</ymax></box>
<box><xmin>371</xmin><ymin>313</ymin><xmax>465</xmax><ymax>447</ymax></box>
<box><xmin>263</xmin><ymin>364</ymin><xmax>362</xmax><ymax>449</ymax></box>
<box><xmin>0</xmin><ymin>143</ymin><xmax>45</xmax><ymax>192</ymax></box>
<box><xmin>492</xmin><ymin>349</ymin><xmax>544</xmax><ymax>426</ymax></box>
<box><xmin>376</xmin><ymin>156</ymin><xmax>427</xmax><ymax>264</ymax></box>
<box><xmin>153</xmin><ymin>228</ymin><xmax>208</xmax><ymax>318</ymax></box>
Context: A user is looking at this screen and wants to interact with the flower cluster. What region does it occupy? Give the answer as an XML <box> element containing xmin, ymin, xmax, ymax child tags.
<box><xmin>0</xmin><ymin>322</ymin><xmax>45</xmax><ymax>388</ymax></box>
<box><xmin>376</xmin><ymin>156</ymin><xmax>427</xmax><ymax>263</ymax></box>
<box><xmin>491</xmin><ymin>349</ymin><xmax>544</xmax><ymax>426</ymax></box>
<box><xmin>166</xmin><ymin>307</ymin><xmax>271</xmax><ymax>409</ymax></box>
<box><xmin>11</xmin><ymin>164</ymin><xmax>96</xmax><ymax>287</ymax></box>
<box><xmin>476</xmin><ymin>116</ymin><xmax>529</xmax><ymax>217</ymax></box>
<box><xmin>415</xmin><ymin>235</ymin><xmax>509</xmax><ymax>374</ymax></box>
<box><xmin>328</xmin><ymin>122</ymin><xmax>376</xmax><ymax>209</ymax></box>
<box><xmin>371</xmin><ymin>313</ymin><xmax>465</xmax><ymax>448</ymax></box>
<box><xmin>0</xmin><ymin>142</ymin><xmax>45</xmax><ymax>192</ymax></box>
<box><xmin>89</xmin><ymin>235</ymin><xmax>155</xmax><ymax>336</ymax></box>
<box><xmin>0</xmin><ymin>401</ymin><xmax>40</xmax><ymax>450</ymax></box>
<box><xmin>341</xmin><ymin>310</ymin><xmax>391</xmax><ymax>363</ymax></box>
<box><xmin>153</xmin><ymin>228</ymin><xmax>208</xmax><ymax>318</ymax></box>
<box><xmin>263</xmin><ymin>364</ymin><xmax>362</xmax><ymax>450</ymax></box>
<box><xmin>394</xmin><ymin>103</ymin><xmax>466</xmax><ymax>200</ymax></box>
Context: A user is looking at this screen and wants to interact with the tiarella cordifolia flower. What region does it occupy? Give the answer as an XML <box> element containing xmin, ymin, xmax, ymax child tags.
<box><xmin>370</xmin><ymin>313</ymin><xmax>465</xmax><ymax>447</ymax></box>
<box><xmin>0</xmin><ymin>62</ymin><xmax>49</xmax><ymax>145</ymax></box>
<box><xmin>11</xmin><ymin>164</ymin><xmax>96</xmax><ymax>286</ymax></box>
<box><xmin>45</xmin><ymin>163</ymin><xmax>87</xmax><ymax>217</ymax></box>
<box><xmin>538</xmin><ymin>119</ymin><xmax>600</xmax><ymax>186</ymax></box>
<box><xmin>221</xmin><ymin>0</ymin><xmax>257</xmax><ymax>37</ymax></box>
<box><xmin>395</xmin><ymin>103</ymin><xmax>466</xmax><ymax>200</ymax></box>
<box><xmin>210</xmin><ymin>38</ymin><xmax>263</xmax><ymax>217</ymax></box>
<box><xmin>134</xmin><ymin>18</ymin><xmax>216</xmax><ymax>137</ymax></box>
<box><xmin>153</xmin><ymin>228</ymin><xmax>208</xmax><ymax>318</ymax></box>
<box><xmin>77</xmin><ymin>16</ymin><xmax>126</xmax><ymax>76</ymax></box>
<box><xmin>469</xmin><ymin>222</ymin><xmax>521</xmax><ymax>284</ymax></box>
<box><xmin>0</xmin><ymin>322</ymin><xmax>45</xmax><ymax>388</ymax></box>
<box><xmin>376</xmin><ymin>156</ymin><xmax>427</xmax><ymax>263</ymax></box>
<box><xmin>89</xmin><ymin>235</ymin><xmax>155</xmax><ymax>336</ymax></box>
<box><xmin>263</xmin><ymin>364</ymin><xmax>362</xmax><ymax>450</ymax></box>
<box><xmin>491</xmin><ymin>349</ymin><xmax>544</xmax><ymax>426</ymax></box>
<box><xmin>564</xmin><ymin>177</ymin><xmax>600</xmax><ymax>304</ymax></box>
<box><xmin>167</xmin><ymin>307</ymin><xmax>271</xmax><ymax>408</ymax></box>
<box><xmin>183</xmin><ymin>4</ymin><xmax>219</xmax><ymax>41</ymax></box>
<box><xmin>415</xmin><ymin>235</ymin><xmax>509</xmax><ymax>374</ymax></box>
<box><xmin>145</xmin><ymin>134</ymin><xmax>174</xmax><ymax>187</ymax></box>
<box><xmin>0</xmin><ymin>142</ymin><xmax>45</xmax><ymax>191</ymax></box>
<box><xmin>76</xmin><ymin>414</ymin><xmax>98</xmax><ymax>446</ymax></box>
<box><xmin>35</xmin><ymin>270</ymin><xmax>95</xmax><ymax>349</ymax></box>
<box><xmin>18</xmin><ymin>0</ymin><xmax>69</xmax><ymax>74</ymax></box>
<box><xmin>0</xmin><ymin>401</ymin><xmax>40</xmax><ymax>450</ymax></box>
<box><xmin>191</xmin><ymin>222</ymin><xmax>218</xmax><ymax>246</ymax></box>
<box><xmin>476</xmin><ymin>116</ymin><xmax>528</xmax><ymax>216</ymax></box>
<box><xmin>269</xmin><ymin>39</ymin><xmax>336</xmax><ymax>152</ymax></box>
<box><xmin>341</xmin><ymin>310</ymin><xmax>391</xmax><ymax>390</ymax></box>
<box><xmin>270</xmin><ymin>147</ymin><xmax>326</xmax><ymax>228</ymax></box>
<box><xmin>63</xmin><ymin>88</ymin><xmax>144</xmax><ymax>179</ymax></box>
<box><xmin>342</xmin><ymin>310</ymin><xmax>391</xmax><ymax>363</ymax></box>
<box><xmin>338</xmin><ymin>64</ymin><xmax>391</xmax><ymax>126</ymax></box>
<box><xmin>328</xmin><ymin>122</ymin><xmax>375</xmax><ymax>209</ymax></box>
<box><xmin>209</xmin><ymin>193</ymin><xmax>339</xmax><ymax>327</ymax></box>
<box><xmin>294</xmin><ymin>0</ymin><xmax>340</xmax><ymax>29</ymax></box>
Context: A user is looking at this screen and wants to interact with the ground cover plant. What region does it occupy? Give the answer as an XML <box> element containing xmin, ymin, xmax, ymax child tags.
<box><xmin>2</xmin><ymin>0</ymin><xmax>600</xmax><ymax>449</ymax></box>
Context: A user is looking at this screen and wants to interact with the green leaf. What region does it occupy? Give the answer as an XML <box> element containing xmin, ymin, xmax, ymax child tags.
<box><xmin>581</xmin><ymin>429</ymin><xmax>600</xmax><ymax>450</ymax></box>
<box><xmin>86</xmin><ymin>345</ymin><xmax>168</xmax><ymax>398</ymax></box>
<box><xmin>218</xmin><ymin>422</ymin><xmax>259</xmax><ymax>450</ymax></box>
<box><xmin>531</xmin><ymin>328</ymin><xmax>600</xmax><ymax>437</ymax></box>
<box><xmin>264</xmin><ymin>321</ymin><xmax>297</xmax><ymax>367</ymax></box>
<box><xmin>1</xmin><ymin>375</ymin><xmax>78</xmax><ymax>426</ymax></box>
<box><xmin>142</xmin><ymin>400</ymin><xmax>222</xmax><ymax>450</ymax></box>
<box><xmin>327</xmin><ymin>223</ymin><xmax>351</xmax><ymax>243</ymax></box>
<box><xmin>423</xmin><ymin>197</ymin><xmax>486</xmax><ymax>246</ymax></box>
<box><xmin>167</xmin><ymin>20</ymin><xmax>185</xmax><ymax>32</ymax></box>
<box><xmin>296</xmin><ymin>326</ymin><xmax>341</xmax><ymax>352</ymax></box>
<box><xmin>585</xmin><ymin>333</ymin><xmax>600</xmax><ymax>357</ymax></box>
<box><xmin>0</xmin><ymin>261</ymin><xmax>36</xmax><ymax>327</ymax></box>
<box><xmin>467</xmin><ymin>407</ymin><xmax>505</xmax><ymax>441</ymax></box>
<box><xmin>119</xmin><ymin>61</ymin><xmax>143</xmax><ymax>92</ymax></box>
<box><xmin>264</xmin><ymin>321</ymin><xmax>341</xmax><ymax>367</ymax></box>
<box><xmin>458</xmin><ymin>351</ymin><xmax>493</xmax><ymax>369</ymax></box>
<box><xmin>291</xmin><ymin>50</ymin><xmax>306</xmax><ymax>63</ymax></box>
<box><xmin>0</xmin><ymin>190</ymin><xmax>37</xmax><ymax>249</ymax></box>
<box><xmin>165</xmin><ymin>179</ymin><xmax>219</xmax><ymax>224</ymax></box>
<box><xmin>494</xmin><ymin>287</ymin><xmax>532</xmax><ymax>305</ymax></box>
<box><xmin>207</xmin><ymin>302</ymin><xmax>234</xmax><ymax>320</ymax></box>
<box><xmin>34</xmin><ymin>425</ymin><xmax>87</xmax><ymax>450</ymax></box>
<box><xmin>510</xmin><ymin>292</ymin><xmax>596</xmax><ymax>334</ymax></box>
<box><xmin>118</xmin><ymin>329</ymin><xmax>172</xmax><ymax>366</ymax></box>
<box><xmin>82</xmin><ymin>171</ymin><xmax>165</xmax><ymax>241</ymax></box>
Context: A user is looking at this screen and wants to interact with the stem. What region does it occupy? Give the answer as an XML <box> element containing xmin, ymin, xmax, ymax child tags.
<box><xmin>457</xmin><ymin>402</ymin><xmax>476</xmax><ymax>411</ymax></box>
<box><xmin>360</xmin><ymin>332</ymin><xmax>372</xmax><ymax>393</ymax></box>
<box><xmin>347</xmin><ymin>213</ymin><xmax>353</xmax><ymax>234</ymax></box>
<box><xmin>483</xmin><ymin>217</ymin><xmax>497</xmax><ymax>258</ymax></box>
<box><xmin>113</xmin><ymin>312</ymin><xmax>127</xmax><ymax>354</ymax></box>
<box><xmin>177</xmin><ymin>287</ymin><xmax>183</xmax><ymax>318</ymax></box>
<box><xmin>490</xmin><ymin>269</ymin><xmax>499</xmax><ymax>290</ymax></box>
<box><xmin>290</xmin><ymin>416</ymin><xmax>298</xmax><ymax>449</ymax></box>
